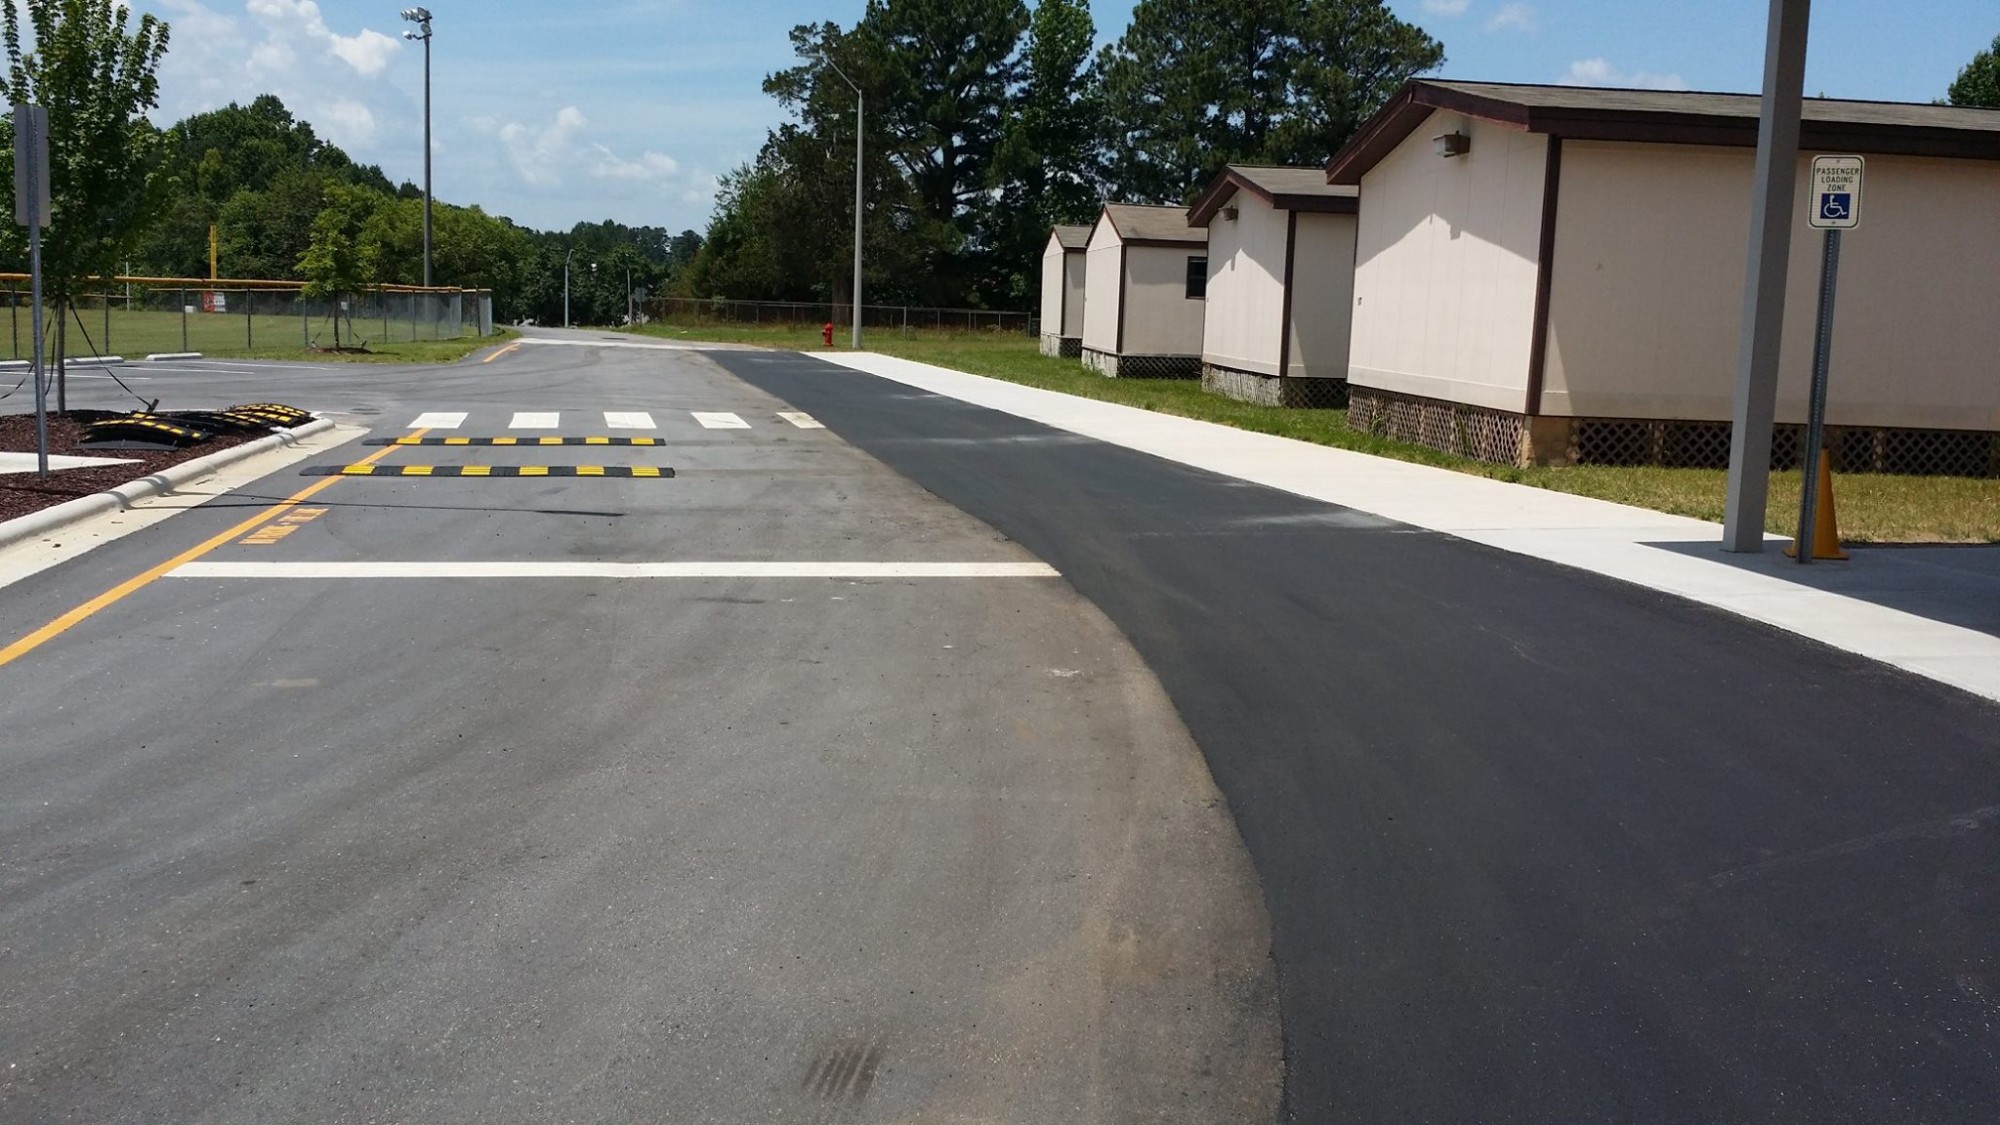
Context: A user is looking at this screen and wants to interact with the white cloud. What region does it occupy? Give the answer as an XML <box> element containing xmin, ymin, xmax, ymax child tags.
<box><xmin>477</xmin><ymin>106</ymin><xmax>700</xmax><ymax>200</ymax></box>
<box><xmin>492</xmin><ymin>106</ymin><xmax>589</xmax><ymax>188</ymax></box>
<box><xmin>245</xmin><ymin>0</ymin><xmax>402</xmax><ymax>77</ymax></box>
<box><xmin>1421</xmin><ymin>0</ymin><xmax>1471</xmax><ymax>14</ymax></box>
<box><xmin>320</xmin><ymin>98</ymin><xmax>376</xmax><ymax>148</ymax></box>
<box><xmin>590</xmin><ymin>148</ymin><xmax>681</xmax><ymax>183</ymax></box>
<box><xmin>1486</xmin><ymin>3</ymin><xmax>1535</xmax><ymax>31</ymax></box>
<box><xmin>1560</xmin><ymin>57</ymin><xmax>1689</xmax><ymax>90</ymax></box>
<box><xmin>154</xmin><ymin>0</ymin><xmax>410</xmax><ymax>159</ymax></box>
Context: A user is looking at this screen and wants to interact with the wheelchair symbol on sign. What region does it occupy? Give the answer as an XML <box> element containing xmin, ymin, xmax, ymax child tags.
<box><xmin>1819</xmin><ymin>193</ymin><xmax>1852</xmax><ymax>221</ymax></box>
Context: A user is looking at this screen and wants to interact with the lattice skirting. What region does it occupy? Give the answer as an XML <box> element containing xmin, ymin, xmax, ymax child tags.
<box><xmin>1346</xmin><ymin>388</ymin><xmax>1527</xmax><ymax>464</ymax></box>
<box><xmin>1202</xmin><ymin>365</ymin><xmax>1349</xmax><ymax>409</ymax></box>
<box><xmin>1347</xmin><ymin>387</ymin><xmax>2000</xmax><ymax>477</ymax></box>
<box><xmin>1082</xmin><ymin>349</ymin><xmax>1200</xmax><ymax>379</ymax></box>
<box><xmin>1039</xmin><ymin>333</ymin><xmax>1081</xmax><ymax>359</ymax></box>
<box><xmin>1571</xmin><ymin>419</ymin><xmax>2000</xmax><ymax>477</ymax></box>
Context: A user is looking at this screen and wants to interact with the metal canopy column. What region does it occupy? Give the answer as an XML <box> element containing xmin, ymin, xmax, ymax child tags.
<box><xmin>1722</xmin><ymin>0</ymin><xmax>1812</xmax><ymax>552</ymax></box>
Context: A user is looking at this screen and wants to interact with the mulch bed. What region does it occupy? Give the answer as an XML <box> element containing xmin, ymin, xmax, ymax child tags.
<box><xmin>0</xmin><ymin>410</ymin><xmax>258</xmax><ymax>524</ymax></box>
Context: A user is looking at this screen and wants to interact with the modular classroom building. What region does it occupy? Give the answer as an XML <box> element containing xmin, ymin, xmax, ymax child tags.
<box><xmin>1330</xmin><ymin>80</ymin><xmax>2000</xmax><ymax>474</ymax></box>
<box><xmin>1081</xmin><ymin>204</ymin><xmax>1209</xmax><ymax>378</ymax></box>
<box><xmin>1038</xmin><ymin>225</ymin><xmax>1091</xmax><ymax>358</ymax></box>
<box><xmin>1189</xmin><ymin>166</ymin><xmax>1359</xmax><ymax>408</ymax></box>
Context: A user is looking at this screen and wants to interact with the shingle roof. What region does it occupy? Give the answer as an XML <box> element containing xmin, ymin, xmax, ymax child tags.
<box><xmin>1328</xmin><ymin>79</ymin><xmax>2000</xmax><ymax>184</ymax></box>
<box><xmin>1098</xmin><ymin>204</ymin><xmax>1206</xmax><ymax>246</ymax></box>
<box><xmin>1050</xmin><ymin>224</ymin><xmax>1091</xmax><ymax>250</ymax></box>
<box><xmin>1188</xmin><ymin>165</ymin><xmax>1359</xmax><ymax>226</ymax></box>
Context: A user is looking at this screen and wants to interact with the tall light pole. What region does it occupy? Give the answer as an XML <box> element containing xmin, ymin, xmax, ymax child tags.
<box><xmin>564</xmin><ymin>247</ymin><xmax>575</xmax><ymax>328</ymax></box>
<box><xmin>401</xmin><ymin>7</ymin><xmax>434</xmax><ymax>288</ymax></box>
<box><xmin>821</xmin><ymin>51</ymin><xmax>863</xmax><ymax>349</ymax></box>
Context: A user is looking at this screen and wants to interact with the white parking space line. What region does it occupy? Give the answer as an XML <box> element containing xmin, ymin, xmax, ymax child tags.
<box><xmin>605</xmin><ymin>411</ymin><xmax>656</xmax><ymax>429</ymax></box>
<box><xmin>171</xmin><ymin>561</ymin><xmax>1062</xmax><ymax>579</ymax></box>
<box><xmin>777</xmin><ymin>411</ymin><xmax>824</xmax><ymax>429</ymax></box>
<box><xmin>510</xmin><ymin>411</ymin><xmax>560</xmax><ymax>429</ymax></box>
<box><xmin>693</xmin><ymin>412</ymin><xmax>750</xmax><ymax>430</ymax></box>
<box><xmin>409</xmin><ymin>412</ymin><xmax>467</xmax><ymax>429</ymax></box>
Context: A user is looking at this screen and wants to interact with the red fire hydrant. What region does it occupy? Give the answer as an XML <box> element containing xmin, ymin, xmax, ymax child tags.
<box><xmin>822</xmin><ymin>321</ymin><xmax>835</xmax><ymax>346</ymax></box>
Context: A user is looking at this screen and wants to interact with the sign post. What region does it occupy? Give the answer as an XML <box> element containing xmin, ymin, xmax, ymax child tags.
<box><xmin>1793</xmin><ymin>154</ymin><xmax>1861</xmax><ymax>564</ymax></box>
<box><xmin>13</xmin><ymin>103</ymin><xmax>50</xmax><ymax>479</ymax></box>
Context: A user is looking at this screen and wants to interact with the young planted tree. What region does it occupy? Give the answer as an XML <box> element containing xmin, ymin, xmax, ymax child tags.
<box><xmin>298</xmin><ymin>183</ymin><xmax>381</xmax><ymax>350</ymax></box>
<box><xmin>0</xmin><ymin>0</ymin><xmax>171</xmax><ymax>407</ymax></box>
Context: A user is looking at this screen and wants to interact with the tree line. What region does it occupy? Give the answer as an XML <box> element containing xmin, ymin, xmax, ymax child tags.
<box><xmin>682</xmin><ymin>0</ymin><xmax>1447</xmax><ymax>312</ymax></box>
<box><xmin>0</xmin><ymin>0</ymin><xmax>702</xmax><ymax>338</ymax></box>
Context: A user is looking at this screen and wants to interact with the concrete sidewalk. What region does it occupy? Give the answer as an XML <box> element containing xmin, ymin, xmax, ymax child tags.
<box><xmin>823</xmin><ymin>353</ymin><xmax>2000</xmax><ymax>704</ymax></box>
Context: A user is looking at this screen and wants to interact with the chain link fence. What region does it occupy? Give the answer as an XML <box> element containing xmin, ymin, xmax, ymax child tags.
<box><xmin>646</xmin><ymin>296</ymin><xmax>1032</xmax><ymax>336</ymax></box>
<box><xmin>0</xmin><ymin>278</ymin><xmax>495</xmax><ymax>360</ymax></box>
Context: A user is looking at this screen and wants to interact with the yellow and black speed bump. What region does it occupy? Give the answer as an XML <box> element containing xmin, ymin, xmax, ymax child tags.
<box><xmin>302</xmin><ymin>464</ymin><xmax>675</xmax><ymax>478</ymax></box>
<box><xmin>363</xmin><ymin>435</ymin><xmax>665</xmax><ymax>447</ymax></box>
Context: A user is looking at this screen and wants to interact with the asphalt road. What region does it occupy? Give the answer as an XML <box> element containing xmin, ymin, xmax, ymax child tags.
<box><xmin>0</xmin><ymin>332</ymin><xmax>1279</xmax><ymax>1123</ymax></box>
<box><xmin>710</xmin><ymin>349</ymin><xmax>2000</xmax><ymax>1124</ymax></box>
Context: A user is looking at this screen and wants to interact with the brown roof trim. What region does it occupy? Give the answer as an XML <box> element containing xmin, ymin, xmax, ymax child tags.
<box><xmin>1121</xmin><ymin>237</ymin><xmax>1210</xmax><ymax>249</ymax></box>
<box><xmin>1189</xmin><ymin>166</ymin><xmax>1358</xmax><ymax>226</ymax></box>
<box><xmin>1327</xmin><ymin>79</ymin><xmax>2000</xmax><ymax>184</ymax></box>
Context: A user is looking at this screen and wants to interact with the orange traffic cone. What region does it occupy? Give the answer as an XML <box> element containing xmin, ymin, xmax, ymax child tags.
<box><xmin>1784</xmin><ymin>450</ymin><xmax>1849</xmax><ymax>561</ymax></box>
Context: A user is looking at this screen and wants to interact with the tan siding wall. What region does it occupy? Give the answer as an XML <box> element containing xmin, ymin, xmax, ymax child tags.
<box><xmin>1545</xmin><ymin>143</ymin><xmax>2000</xmax><ymax>429</ymax></box>
<box><xmin>1287</xmin><ymin>212</ymin><xmax>1358</xmax><ymax>379</ymax></box>
<box><xmin>1063</xmin><ymin>251</ymin><xmax>1087</xmax><ymax>337</ymax></box>
<box><xmin>1202</xmin><ymin>189</ymin><xmax>1288</xmax><ymax>375</ymax></box>
<box><xmin>1082</xmin><ymin>216</ymin><xmax>1122</xmax><ymax>353</ymax></box>
<box><xmin>1039</xmin><ymin>240</ymin><xmax>1067</xmax><ymax>334</ymax></box>
<box><xmin>1123</xmin><ymin>243</ymin><xmax>1208</xmax><ymax>356</ymax></box>
<box><xmin>1349</xmin><ymin>108</ymin><xmax>1548</xmax><ymax>412</ymax></box>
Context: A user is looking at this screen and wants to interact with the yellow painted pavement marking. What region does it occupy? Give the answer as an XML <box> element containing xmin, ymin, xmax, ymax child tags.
<box><xmin>0</xmin><ymin>431</ymin><xmax>427</xmax><ymax>669</ymax></box>
<box><xmin>481</xmin><ymin>340</ymin><xmax>524</xmax><ymax>364</ymax></box>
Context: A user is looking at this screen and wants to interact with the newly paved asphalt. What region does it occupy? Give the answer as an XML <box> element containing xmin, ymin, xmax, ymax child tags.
<box><xmin>5</xmin><ymin>334</ymin><xmax>1998</xmax><ymax>1123</ymax></box>
<box><xmin>710</xmin><ymin>349</ymin><xmax>2000</xmax><ymax>1124</ymax></box>
<box><xmin>0</xmin><ymin>333</ymin><xmax>1278</xmax><ymax>1123</ymax></box>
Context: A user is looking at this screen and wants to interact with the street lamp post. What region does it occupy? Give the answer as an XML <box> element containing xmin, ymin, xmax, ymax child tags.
<box><xmin>821</xmin><ymin>51</ymin><xmax>863</xmax><ymax>349</ymax></box>
<box><xmin>401</xmin><ymin>7</ymin><xmax>434</xmax><ymax>289</ymax></box>
<box><xmin>564</xmin><ymin>247</ymin><xmax>575</xmax><ymax>328</ymax></box>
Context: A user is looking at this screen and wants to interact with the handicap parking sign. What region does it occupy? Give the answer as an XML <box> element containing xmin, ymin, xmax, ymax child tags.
<box><xmin>1809</xmin><ymin>156</ymin><xmax>1863</xmax><ymax>230</ymax></box>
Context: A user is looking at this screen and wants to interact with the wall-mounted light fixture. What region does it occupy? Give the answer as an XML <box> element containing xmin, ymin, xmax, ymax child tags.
<box><xmin>1434</xmin><ymin>131</ymin><xmax>1471</xmax><ymax>158</ymax></box>
<box><xmin>1220</xmin><ymin>206</ymin><xmax>1239</xmax><ymax>222</ymax></box>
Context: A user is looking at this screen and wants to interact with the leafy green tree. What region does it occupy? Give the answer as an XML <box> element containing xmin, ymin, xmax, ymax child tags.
<box><xmin>987</xmin><ymin>0</ymin><xmax>1100</xmax><ymax>302</ymax></box>
<box><xmin>761</xmin><ymin>2</ymin><xmax>1031</xmax><ymax>307</ymax></box>
<box><xmin>216</xmin><ymin>166</ymin><xmax>326</xmax><ymax>280</ymax></box>
<box><xmin>1948</xmin><ymin>34</ymin><xmax>2000</xmax><ymax>107</ymax></box>
<box><xmin>1096</xmin><ymin>0</ymin><xmax>1442</xmax><ymax>203</ymax></box>
<box><xmin>297</xmin><ymin>182</ymin><xmax>381</xmax><ymax>349</ymax></box>
<box><xmin>0</xmin><ymin>0</ymin><xmax>170</xmax><ymax>395</ymax></box>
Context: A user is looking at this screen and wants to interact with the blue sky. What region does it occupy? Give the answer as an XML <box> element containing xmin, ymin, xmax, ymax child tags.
<box><xmin>133</xmin><ymin>1</ymin><xmax>1995</xmax><ymax>235</ymax></box>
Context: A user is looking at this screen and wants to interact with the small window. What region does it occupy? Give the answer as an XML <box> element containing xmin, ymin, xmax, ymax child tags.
<box><xmin>1186</xmin><ymin>256</ymin><xmax>1208</xmax><ymax>300</ymax></box>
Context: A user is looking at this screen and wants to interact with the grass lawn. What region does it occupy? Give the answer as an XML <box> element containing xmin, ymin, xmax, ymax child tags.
<box><xmin>0</xmin><ymin>307</ymin><xmax>506</xmax><ymax>365</ymax></box>
<box><xmin>624</xmin><ymin>319</ymin><xmax>2000</xmax><ymax>544</ymax></box>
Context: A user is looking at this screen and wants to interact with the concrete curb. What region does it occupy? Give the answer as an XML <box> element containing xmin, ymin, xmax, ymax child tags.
<box><xmin>0</xmin><ymin>417</ymin><xmax>335</xmax><ymax>550</ymax></box>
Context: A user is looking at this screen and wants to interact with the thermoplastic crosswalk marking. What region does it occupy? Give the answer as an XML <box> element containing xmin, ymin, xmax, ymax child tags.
<box><xmin>604</xmin><ymin>411</ymin><xmax>657</xmax><ymax>429</ymax></box>
<box><xmin>408</xmin><ymin>412</ymin><xmax>467</xmax><ymax>429</ymax></box>
<box><xmin>778</xmin><ymin>411</ymin><xmax>824</xmax><ymax>429</ymax></box>
<box><xmin>693</xmin><ymin>412</ymin><xmax>750</xmax><ymax>430</ymax></box>
<box><xmin>509</xmin><ymin>412</ymin><xmax>560</xmax><ymax>429</ymax></box>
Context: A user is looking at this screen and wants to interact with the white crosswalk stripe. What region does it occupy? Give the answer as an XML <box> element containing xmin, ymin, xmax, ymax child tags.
<box><xmin>692</xmin><ymin>412</ymin><xmax>750</xmax><ymax>430</ymax></box>
<box><xmin>510</xmin><ymin>411</ymin><xmax>559</xmax><ymax>429</ymax></box>
<box><xmin>604</xmin><ymin>411</ymin><xmax>656</xmax><ymax>429</ymax></box>
<box><xmin>777</xmin><ymin>411</ymin><xmax>824</xmax><ymax>429</ymax></box>
<box><xmin>409</xmin><ymin>412</ymin><xmax>466</xmax><ymax>429</ymax></box>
